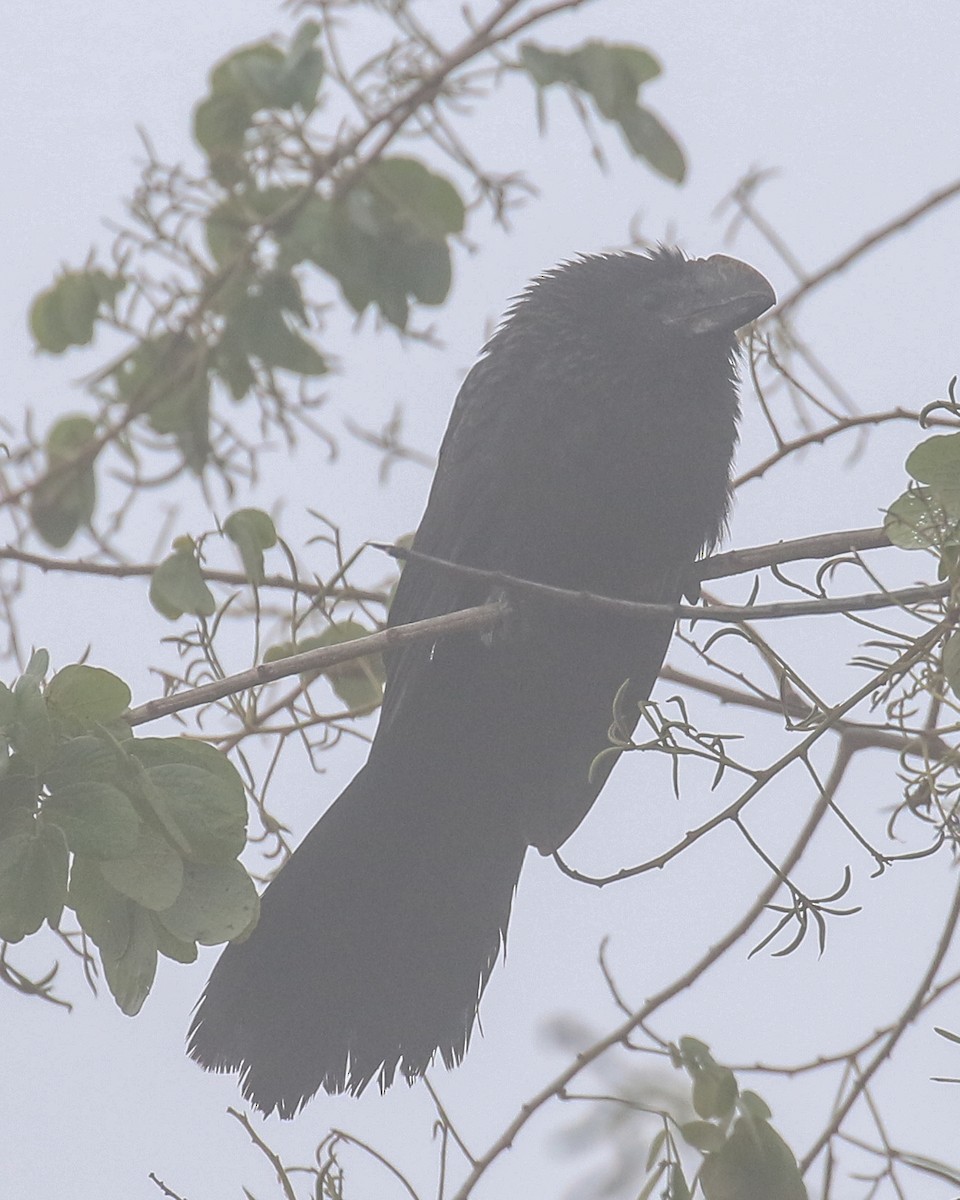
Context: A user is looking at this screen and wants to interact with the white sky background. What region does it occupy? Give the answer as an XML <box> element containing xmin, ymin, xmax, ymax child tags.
<box><xmin>2</xmin><ymin>1</ymin><xmax>960</xmax><ymax>1196</ymax></box>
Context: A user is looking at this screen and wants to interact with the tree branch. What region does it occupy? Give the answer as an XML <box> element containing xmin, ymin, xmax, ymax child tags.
<box><xmin>553</xmin><ymin>623</ymin><xmax>946</xmax><ymax>886</ymax></box>
<box><xmin>120</xmin><ymin>527</ymin><xmax>944</xmax><ymax>728</ymax></box>
<box><xmin>800</xmin><ymin>877</ymin><xmax>960</xmax><ymax>1173</ymax></box>
<box><xmin>379</xmin><ymin>541</ymin><xmax>944</xmax><ymax>623</ymax></box>
<box><xmin>449</xmin><ymin>741</ymin><xmax>855</xmax><ymax>1198</ymax></box>
<box><xmin>0</xmin><ymin>545</ymin><xmax>386</xmax><ymax>604</ymax></box>
<box><xmin>771</xmin><ymin>177</ymin><xmax>960</xmax><ymax>320</ymax></box>
<box><xmin>126</xmin><ymin>601</ymin><xmax>505</xmax><ymax>726</ymax></box>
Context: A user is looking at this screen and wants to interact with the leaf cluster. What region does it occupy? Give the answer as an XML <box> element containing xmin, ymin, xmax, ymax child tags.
<box><xmin>147</xmin><ymin>506</ymin><xmax>384</xmax><ymax>712</ymax></box>
<box><xmin>641</xmin><ymin>1038</ymin><xmax>806</xmax><ymax>1200</ymax></box>
<box><xmin>20</xmin><ymin>19</ymin><xmax>687</xmax><ymax>553</ymax></box>
<box><xmin>885</xmin><ymin>397</ymin><xmax>960</xmax><ymax>695</ymax></box>
<box><xmin>519</xmin><ymin>40</ymin><xmax>685</xmax><ymax>182</ymax></box>
<box><xmin>0</xmin><ymin>652</ymin><xmax>257</xmax><ymax>1015</ymax></box>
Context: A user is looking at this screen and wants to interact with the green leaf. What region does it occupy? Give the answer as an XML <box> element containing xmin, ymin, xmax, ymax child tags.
<box><xmin>211</xmin><ymin>42</ymin><xmax>286</xmax><ymax>109</ymax></box>
<box><xmin>149</xmin><ymin>545</ymin><xmax>216</xmax><ymax>620</ymax></box>
<box><xmin>681</xmin><ymin>1120</ymin><xmax>726</xmax><ymax>1153</ymax></box>
<box><xmin>23</xmin><ymin>649</ymin><xmax>50</xmax><ymax>684</ymax></box>
<box><xmin>305</xmin><ymin>166</ymin><xmax>459</xmax><ymax>327</ymax></box>
<box><xmin>112</xmin><ymin>331</ymin><xmax>177</xmax><ymax>406</ymax></box>
<box><xmin>99</xmin><ymin>822</ymin><xmax>184</xmax><ymax>910</ymax></box>
<box><xmin>224</xmin><ymin>507</ymin><xmax>277</xmax><ymax>584</ymax></box>
<box><xmin>278</xmin><ymin>20</ymin><xmax>325</xmax><ymax>111</ymax></box>
<box><xmin>0</xmin><ymin>682</ymin><xmax>14</xmax><ymax>730</ymax></box>
<box><xmin>739</xmin><ymin>1091</ymin><xmax>773</xmax><ymax>1121</ymax></box>
<box><xmin>205</xmin><ymin>196</ymin><xmax>252</xmax><ymax>266</ymax></box>
<box><xmin>194</xmin><ymin>91</ymin><xmax>253</xmax><ymax>156</ymax></box>
<box><xmin>884</xmin><ymin>487</ymin><xmax>948</xmax><ymax>550</ymax></box>
<box><xmin>68</xmin><ymin>855</ymin><xmax>133</xmax><ymax>959</ymax></box>
<box><xmin>214</xmin><ymin>339</ymin><xmax>257</xmax><ymax>401</ymax></box>
<box><xmin>203</xmin><ymin>26</ymin><xmax>323</xmax><ymax>124</ymax></box>
<box><xmin>44</xmin><ymin>781</ymin><xmax>140</xmax><ymax>859</ymax></box>
<box><xmin>262</xmin><ymin>637</ymin><xmax>318</xmax><ymax>667</ymax></box>
<box><xmin>944</xmin><ymin>630</ymin><xmax>960</xmax><ymax>699</ymax></box>
<box><xmin>89</xmin><ymin>270</ymin><xmax>126</xmax><ymax>306</ymax></box>
<box><xmin>260</xmin><ymin>269</ymin><xmax>309</xmax><ymax>321</ymax></box>
<box><xmin>906</xmin><ymin>431</ymin><xmax>960</xmax><ymax>492</ymax></box>
<box><xmin>700</xmin><ymin>1117</ymin><xmax>807</xmax><ymax>1200</ymax></box>
<box><xmin>29</xmin><ymin>271</ymin><xmax>125</xmax><ymax>354</ymax></box>
<box><xmin>367</xmin><ymin>158</ymin><xmax>465</xmax><ymax>240</ymax></box>
<box><xmin>244</xmin><ymin>309</ymin><xmax>327</xmax><ymax>374</ymax></box>
<box><xmin>140</xmin><ymin>763</ymin><xmax>246</xmax><ymax>864</ymax></box>
<box><xmin>151</xmin><ymin>914</ymin><xmax>198</xmax><ymax>963</ymax></box>
<box><xmin>519</xmin><ymin>40</ymin><xmax>685</xmax><ymax>183</ymax></box>
<box><xmin>127</xmin><ymin>738</ymin><xmax>246</xmax><ymax>863</ymax></box>
<box><xmin>100</xmin><ymin>903</ymin><xmax>158</xmax><ymax>1015</ymax></box>
<box><xmin>395</xmin><ymin>238</ymin><xmax>452</xmax><ymax>306</ymax></box>
<box><xmin>156</xmin><ymin>859</ymin><xmax>259</xmax><ymax>945</ymax></box>
<box><xmin>0</xmin><ymin>755</ymin><xmax>40</xmax><ymax>825</ymax></box>
<box><xmin>667</xmin><ymin>1163</ymin><xmax>691</xmax><ymax>1200</ymax></box>
<box><xmin>129</xmin><ymin>736</ymin><xmax>245</xmax><ymax>797</ymax></box>
<box><xmin>29</xmin><ymin>289</ymin><xmax>72</xmax><ymax>353</ymax></box>
<box><xmin>57</xmin><ymin>274</ymin><xmax>102</xmax><ymax>345</ymax></box>
<box><xmin>12</xmin><ymin>676</ymin><xmax>55</xmax><ymax>767</ymax></box>
<box><xmin>520</xmin><ymin>42</ymin><xmax>579</xmax><ymax>86</ymax></box>
<box><xmin>616</xmin><ymin>104</ymin><xmax>686</xmax><ymax>182</ymax></box>
<box><xmin>577</xmin><ymin>41</ymin><xmax>661</xmax><ymax>114</ymax></box>
<box><xmin>520</xmin><ymin>41</ymin><xmax>660</xmax><ymax>112</ymax></box>
<box><xmin>224</xmin><ymin>274</ymin><xmax>328</xmax><ymax>375</ymax></box>
<box><xmin>276</xmin><ymin>195</ymin><xmax>332</xmax><ymax>268</ymax></box>
<box><xmin>645</xmin><ymin>1128</ymin><xmax>668</xmax><ymax>1171</ymax></box>
<box><xmin>111</xmin><ymin>330</ymin><xmax>210</xmax><ymax>467</ymax></box>
<box><xmin>0</xmin><ymin>819</ymin><xmax>69</xmax><ymax>941</ymax></box>
<box><xmin>46</xmin><ymin>664</ymin><xmax>131</xmax><ymax>727</ymax></box>
<box><xmin>692</xmin><ymin>1063</ymin><xmax>739</xmax><ymax>1120</ymax></box>
<box><xmin>935</xmin><ymin>1025</ymin><xmax>960</xmax><ymax>1045</ymax></box>
<box><xmin>146</xmin><ymin>370</ymin><xmax>211</xmax><ymax>473</ymax></box>
<box><xmin>30</xmin><ymin>415</ymin><xmax>98</xmax><ymax>548</ymax></box>
<box><xmin>316</xmin><ymin>621</ymin><xmax>385</xmax><ymax>710</ymax></box>
<box><xmin>637</xmin><ymin>1162</ymin><xmax>667</xmax><ymax>1200</ymax></box>
<box><xmin>265</xmin><ymin>621</ymin><xmax>385</xmax><ymax>710</ymax></box>
<box><xmin>43</xmin><ymin>734</ymin><xmax>122</xmax><ymax>792</ymax></box>
<box><xmin>31</xmin><ymin>471</ymin><xmax>96</xmax><ymax>548</ymax></box>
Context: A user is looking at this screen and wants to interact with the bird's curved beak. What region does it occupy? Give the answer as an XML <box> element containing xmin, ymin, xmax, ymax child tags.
<box><xmin>665</xmin><ymin>255</ymin><xmax>776</xmax><ymax>336</ymax></box>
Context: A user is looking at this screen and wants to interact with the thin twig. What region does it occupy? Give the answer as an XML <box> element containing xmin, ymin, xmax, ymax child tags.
<box><xmin>800</xmin><ymin>877</ymin><xmax>960</xmax><ymax>1172</ymax></box>
<box><xmin>228</xmin><ymin>1107</ymin><xmax>298</xmax><ymax>1200</ymax></box>
<box><xmin>772</xmin><ymin>177</ymin><xmax>960</xmax><ymax>319</ymax></box>
<box><xmin>449</xmin><ymin>741</ymin><xmax>854</xmax><ymax>1199</ymax></box>
<box><xmin>126</xmin><ymin>600</ymin><xmax>504</xmax><ymax>726</ymax></box>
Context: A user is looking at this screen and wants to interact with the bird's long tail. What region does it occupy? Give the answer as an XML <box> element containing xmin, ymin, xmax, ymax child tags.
<box><xmin>187</xmin><ymin>760</ymin><xmax>527</xmax><ymax>1117</ymax></box>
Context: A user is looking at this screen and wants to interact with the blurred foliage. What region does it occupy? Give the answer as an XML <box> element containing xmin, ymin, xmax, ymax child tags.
<box><xmin>886</xmin><ymin>377</ymin><xmax>960</xmax><ymax>696</ymax></box>
<box><xmin>20</xmin><ymin>14</ymin><xmax>683</xmax><ymax>550</ymax></box>
<box><xmin>519</xmin><ymin>40</ymin><xmax>685</xmax><ymax>181</ymax></box>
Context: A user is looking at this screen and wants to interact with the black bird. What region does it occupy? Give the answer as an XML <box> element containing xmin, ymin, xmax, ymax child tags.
<box><xmin>188</xmin><ymin>248</ymin><xmax>775</xmax><ymax>1116</ymax></box>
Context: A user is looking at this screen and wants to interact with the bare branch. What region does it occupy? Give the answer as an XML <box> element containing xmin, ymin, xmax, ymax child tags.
<box><xmin>771</xmin><ymin>177</ymin><xmax>960</xmax><ymax>320</ymax></box>
<box><xmin>800</xmin><ymin>877</ymin><xmax>960</xmax><ymax>1173</ymax></box>
<box><xmin>449</xmin><ymin>740</ymin><xmax>856</xmax><ymax>1198</ymax></box>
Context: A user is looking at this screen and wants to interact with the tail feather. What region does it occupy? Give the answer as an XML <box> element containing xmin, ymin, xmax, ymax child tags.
<box><xmin>188</xmin><ymin>762</ymin><xmax>526</xmax><ymax>1116</ymax></box>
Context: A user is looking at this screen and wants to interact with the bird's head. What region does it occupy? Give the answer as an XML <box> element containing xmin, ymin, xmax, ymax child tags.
<box><xmin>507</xmin><ymin>247</ymin><xmax>775</xmax><ymax>361</ymax></box>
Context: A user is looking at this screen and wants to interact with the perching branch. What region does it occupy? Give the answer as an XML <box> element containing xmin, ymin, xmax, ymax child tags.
<box><xmin>122</xmin><ymin>526</ymin><xmax>946</xmax><ymax>729</ymax></box>
<box><xmin>126</xmin><ymin>600</ymin><xmax>505</xmax><ymax>726</ymax></box>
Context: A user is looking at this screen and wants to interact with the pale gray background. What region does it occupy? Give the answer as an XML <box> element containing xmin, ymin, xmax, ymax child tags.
<box><xmin>2</xmin><ymin>2</ymin><xmax>960</xmax><ymax>1196</ymax></box>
